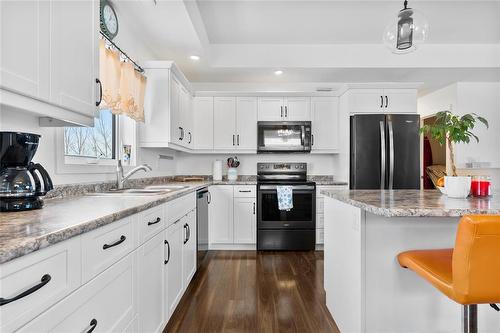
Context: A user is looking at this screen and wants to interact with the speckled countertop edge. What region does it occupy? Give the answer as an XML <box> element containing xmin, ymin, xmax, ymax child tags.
<box><xmin>320</xmin><ymin>189</ymin><xmax>500</xmax><ymax>217</ymax></box>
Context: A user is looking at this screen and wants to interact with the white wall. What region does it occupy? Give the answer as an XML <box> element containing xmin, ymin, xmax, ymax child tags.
<box><xmin>174</xmin><ymin>152</ymin><xmax>341</xmax><ymax>177</ymax></box>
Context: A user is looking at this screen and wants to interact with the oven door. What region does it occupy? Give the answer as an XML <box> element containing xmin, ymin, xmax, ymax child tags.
<box><xmin>257</xmin><ymin>184</ymin><xmax>316</xmax><ymax>229</ymax></box>
<box><xmin>257</xmin><ymin>121</ymin><xmax>311</xmax><ymax>153</ymax></box>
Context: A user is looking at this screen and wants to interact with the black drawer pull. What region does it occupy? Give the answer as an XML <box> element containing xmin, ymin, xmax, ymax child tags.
<box><xmin>164</xmin><ymin>240</ymin><xmax>170</xmax><ymax>264</ymax></box>
<box><xmin>239</xmin><ymin>190</ymin><xmax>252</xmax><ymax>193</ymax></box>
<box><xmin>147</xmin><ymin>217</ymin><xmax>161</xmax><ymax>226</ymax></box>
<box><xmin>86</xmin><ymin>319</ymin><xmax>98</xmax><ymax>333</ymax></box>
<box><xmin>103</xmin><ymin>235</ymin><xmax>126</xmax><ymax>250</ymax></box>
<box><xmin>0</xmin><ymin>274</ymin><xmax>51</xmax><ymax>306</ymax></box>
<box><xmin>183</xmin><ymin>224</ymin><xmax>188</xmax><ymax>244</ymax></box>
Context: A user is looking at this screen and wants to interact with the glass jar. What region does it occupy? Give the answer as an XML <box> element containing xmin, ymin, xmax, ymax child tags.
<box><xmin>470</xmin><ymin>175</ymin><xmax>491</xmax><ymax>197</ymax></box>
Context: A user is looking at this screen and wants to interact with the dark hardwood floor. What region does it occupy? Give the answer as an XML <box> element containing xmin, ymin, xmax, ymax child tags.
<box><xmin>164</xmin><ymin>251</ymin><xmax>340</xmax><ymax>333</ymax></box>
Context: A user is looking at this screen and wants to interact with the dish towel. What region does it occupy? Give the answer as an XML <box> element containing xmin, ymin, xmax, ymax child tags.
<box><xmin>276</xmin><ymin>186</ymin><xmax>293</xmax><ymax>211</ymax></box>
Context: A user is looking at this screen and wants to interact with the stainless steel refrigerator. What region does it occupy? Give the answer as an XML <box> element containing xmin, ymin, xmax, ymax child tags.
<box><xmin>350</xmin><ymin>114</ymin><xmax>420</xmax><ymax>190</ymax></box>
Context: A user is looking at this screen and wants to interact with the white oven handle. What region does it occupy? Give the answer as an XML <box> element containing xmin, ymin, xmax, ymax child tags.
<box><xmin>259</xmin><ymin>185</ymin><xmax>315</xmax><ymax>191</ymax></box>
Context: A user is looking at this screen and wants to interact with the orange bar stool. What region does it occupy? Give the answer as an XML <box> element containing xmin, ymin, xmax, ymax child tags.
<box><xmin>398</xmin><ymin>215</ymin><xmax>500</xmax><ymax>333</ymax></box>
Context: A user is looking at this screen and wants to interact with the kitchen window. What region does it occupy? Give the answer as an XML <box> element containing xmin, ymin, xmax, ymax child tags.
<box><xmin>63</xmin><ymin>109</ymin><xmax>117</xmax><ymax>165</ymax></box>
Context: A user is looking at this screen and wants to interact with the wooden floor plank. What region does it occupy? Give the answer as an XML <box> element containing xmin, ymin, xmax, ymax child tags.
<box><xmin>164</xmin><ymin>251</ymin><xmax>340</xmax><ymax>333</ymax></box>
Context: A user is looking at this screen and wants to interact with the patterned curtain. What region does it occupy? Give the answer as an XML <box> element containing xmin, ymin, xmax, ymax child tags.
<box><xmin>98</xmin><ymin>39</ymin><xmax>146</xmax><ymax>122</ymax></box>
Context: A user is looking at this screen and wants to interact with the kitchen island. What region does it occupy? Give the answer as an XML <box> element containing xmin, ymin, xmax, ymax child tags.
<box><xmin>321</xmin><ymin>190</ymin><xmax>500</xmax><ymax>333</ymax></box>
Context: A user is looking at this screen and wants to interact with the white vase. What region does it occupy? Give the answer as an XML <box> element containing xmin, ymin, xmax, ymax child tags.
<box><xmin>227</xmin><ymin>167</ymin><xmax>238</xmax><ymax>181</ymax></box>
<box><xmin>444</xmin><ymin>176</ymin><xmax>471</xmax><ymax>198</ymax></box>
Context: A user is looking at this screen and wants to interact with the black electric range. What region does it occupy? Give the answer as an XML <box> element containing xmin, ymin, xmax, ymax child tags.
<box><xmin>256</xmin><ymin>162</ymin><xmax>316</xmax><ymax>251</ymax></box>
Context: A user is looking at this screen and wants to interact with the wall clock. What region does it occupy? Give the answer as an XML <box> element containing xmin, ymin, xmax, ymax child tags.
<box><xmin>100</xmin><ymin>0</ymin><xmax>119</xmax><ymax>40</ymax></box>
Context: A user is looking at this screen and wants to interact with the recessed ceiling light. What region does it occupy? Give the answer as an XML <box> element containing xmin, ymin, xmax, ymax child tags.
<box><xmin>274</xmin><ymin>70</ymin><xmax>283</xmax><ymax>76</ymax></box>
<box><xmin>190</xmin><ymin>55</ymin><xmax>200</xmax><ymax>61</ymax></box>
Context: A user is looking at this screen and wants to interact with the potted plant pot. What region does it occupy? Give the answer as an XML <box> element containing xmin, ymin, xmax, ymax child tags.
<box><xmin>444</xmin><ymin>176</ymin><xmax>471</xmax><ymax>198</ymax></box>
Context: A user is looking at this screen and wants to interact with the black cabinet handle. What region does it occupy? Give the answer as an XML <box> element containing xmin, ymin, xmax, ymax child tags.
<box><xmin>380</xmin><ymin>96</ymin><xmax>383</xmax><ymax>108</ymax></box>
<box><xmin>164</xmin><ymin>240</ymin><xmax>170</xmax><ymax>264</ymax></box>
<box><xmin>0</xmin><ymin>274</ymin><xmax>51</xmax><ymax>306</ymax></box>
<box><xmin>285</xmin><ymin>106</ymin><xmax>288</xmax><ymax>118</ymax></box>
<box><xmin>253</xmin><ymin>202</ymin><xmax>256</xmax><ymax>215</ymax></box>
<box><xmin>311</xmin><ymin>134</ymin><xmax>314</xmax><ymax>146</ymax></box>
<box><xmin>86</xmin><ymin>319</ymin><xmax>98</xmax><ymax>333</ymax></box>
<box><xmin>385</xmin><ymin>95</ymin><xmax>388</xmax><ymax>108</ymax></box>
<box><xmin>232</xmin><ymin>134</ymin><xmax>235</xmax><ymax>146</ymax></box>
<box><xmin>102</xmin><ymin>235</ymin><xmax>126</xmax><ymax>250</ymax></box>
<box><xmin>187</xmin><ymin>223</ymin><xmax>190</xmax><ymax>242</ymax></box>
<box><xmin>188</xmin><ymin>132</ymin><xmax>192</xmax><ymax>144</ymax></box>
<box><xmin>237</xmin><ymin>134</ymin><xmax>240</xmax><ymax>146</ymax></box>
<box><xmin>280</xmin><ymin>106</ymin><xmax>283</xmax><ymax>118</ymax></box>
<box><xmin>239</xmin><ymin>190</ymin><xmax>251</xmax><ymax>193</ymax></box>
<box><xmin>207</xmin><ymin>191</ymin><xmax>211</xmax><ymax>204</ymax></box>
<box><xmin>96</xmin><ymin>79</ymin><xmax>102</xmax><ymax>106</ymax></box>
<box><xmin>147</xmin><ymin>217</ymin><xmax>161</xmax><ymax>226</ymax></box>
<box><xmin>183</xmin><ymin>224</ymin><xmax>188</xmax><ymax>244</ymax></box>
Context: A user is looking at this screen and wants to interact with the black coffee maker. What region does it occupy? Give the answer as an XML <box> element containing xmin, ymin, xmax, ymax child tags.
<box><xmin>0</xmin><ymin>132</ymin><xmax>53</xmax><ymax>211</ymax></box>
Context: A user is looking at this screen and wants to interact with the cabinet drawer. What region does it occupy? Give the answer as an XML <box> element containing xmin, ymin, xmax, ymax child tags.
<box><xmin>18</xmin><ymin>253</ymin><xmax>135</xmax><ymax>333</ymax></box>
<box><xmin>316</xmin><ymin>213</ymin><xmax>324</xmax><ymax>229</ymax></box>
<box><xmin>0</xmin><ymin>238</ymin><xmax>81</xmax><ymax>333</ymax></box>
<box><xmin>137</xmin><ymin>205</ymin><xmax>165</xmax><ymax>245</ymax></box>
<box><xmin>316</xmin><ymin>228</ymin><xmax>324</xmax><ymax>245</ymax></box>
<box><xmin>233</xmin><ymin>185</ymin><xmax>256</xmax><ymax>198</ymax></box>
<box><xmin>166</xmin><ymin>192</ymin><xmax>196</xmax><ymax>226</ymax></box>
<box><xmin>81</xmin><ymin>216</ymin><xmax>136</xmax><ymax>283</ymax></box>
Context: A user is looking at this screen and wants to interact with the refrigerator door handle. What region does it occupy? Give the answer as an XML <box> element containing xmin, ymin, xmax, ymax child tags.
<box><xmin>388</xmin><ymin>120</ymin><xmax>395</xmax><ymax>189</ymax></box>
<box><xmin>379</xmin><ymin>121</ymin><xmax>386</xmax><ymax>189</ymax></box>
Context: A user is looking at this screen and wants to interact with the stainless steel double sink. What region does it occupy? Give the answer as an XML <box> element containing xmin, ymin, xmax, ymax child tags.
<box><xmin>86</xmin><ymin>185</ymin><xmax>190</xmax><ymax>197</ymax></box>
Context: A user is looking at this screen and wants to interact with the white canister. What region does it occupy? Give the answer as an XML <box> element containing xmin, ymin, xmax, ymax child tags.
<box><xmin>213</xmin><ymin>160</ymin><xmax>222</xmax><ymax>181</ymax></box>
<box><xmin>227</xmin><ymin>167</ymin><xmax>238</xmax><ymax>181</ymax></box>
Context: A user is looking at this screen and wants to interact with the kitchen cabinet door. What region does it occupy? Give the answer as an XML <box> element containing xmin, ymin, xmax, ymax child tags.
<box><xmin>165</xmin><ymin>220</ymin><xmax>184</xmax><ymax>319</ymax></box>
<box><xmin>258</xmin><ymin>97</ymin><xmax>284</xmax><ymax>121</ymax></box>
<box><xmin>209</xmin><ymin>186</ymin><xmax>234</xmax><ymax>244</ymax></box>
<box><xmin>182</xmin><ymin>210</ymin><xmax>197</xmax><ymax>288</ymax></box>
<box><xmin>193</xmin><ymin>97</ymin><xmax>214</xmax><ymax>149</ymax></box>
<box><xmin>285</xmin><ymin>97</ymin><xmax>311</xmax><ymax>121</ymax></box>
<box><xmin>49</xmin><ymin>0</ymin><xmax>98</xmax><ymax>117</ymax></box>
<box><xmin>0</xmin><ymin>0</ymin><xmax>48</xmax><ymax>100</ymax></box>
<box><xmin>170</xmin><ymin>77</ymin><xmax>182</xmax><ymax>145</ymax></box>
<box><xmin>213</xmin><ymin>97</ymin><xmax>237</xmax><ymax>149</ymax></box>
<box><xmin>18</xmin><ymin>253</ymin><xmax>135</xmax><ymax>333</ymax></box>
<box><xmin>233</xmin><ymin>197</ymin><xmax>256</xmax><ymax>244</ymax></box>
<box><xmin>384</xmin><ymin>89</ymin><xmax>417</xmax><ymax>113</ymax></box>
<box><xmin>137</xmin><ymin>232</ymin><xmax>165</xmax><ymax>333</ymax></box>
<box><xmin>348</xmin><ymin>89</ymin><xmax>385</xmax><ymax>113</ymax></box>
<box><xmin>236</xmin><ymin>97</ymin><xmax>258</xmax><ymax>149</ymax></box>
<box><xmin>311</xmin><ymin>97</ymin><xmax>339</xmax><ymax>152</ymax></box>
<box><xmin>180</xmin><ymin>85</ymin><xmax>192</xmax><ymax>147</ymax></box>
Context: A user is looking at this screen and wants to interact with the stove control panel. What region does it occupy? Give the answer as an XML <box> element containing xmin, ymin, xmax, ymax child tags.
<box><xmin>257</xmin><ymin>162</ymin><xmax>307</xmax><ymax>174</ymax></box>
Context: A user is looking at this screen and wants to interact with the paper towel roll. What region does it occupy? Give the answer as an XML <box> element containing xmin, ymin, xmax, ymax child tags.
<box><xmin>213</xmin><ymin>160</ymin><xmax>222</xmax><ymax>181</ymax></box>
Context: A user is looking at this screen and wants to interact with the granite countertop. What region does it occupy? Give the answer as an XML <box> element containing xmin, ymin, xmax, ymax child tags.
<box><xmin>321</xmin><ymin>189</ymin><xmax>500</xmax><ymax>217</ymax></box>
<box><xmin>0</xmin><ymin>182</ymin><xmax>210</xmax><ymax>264</ymax></box>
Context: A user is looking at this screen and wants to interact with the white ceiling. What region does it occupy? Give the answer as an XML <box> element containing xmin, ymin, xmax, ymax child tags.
<box><xmin>197</xmin><ymin>0</ymin><xmax>500</xmax><ymax>44</ymax></box>
<box><xmin>113</xmin><ymin>0</ymin><xmax>500</xmax><ymax>94</ymax></box>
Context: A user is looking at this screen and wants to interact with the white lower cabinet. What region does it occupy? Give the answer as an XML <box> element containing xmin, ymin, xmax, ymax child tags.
<box><xmin>165</xmin><ymin>219</ymin><xmax>184</xmax><ymax>319</ymax></box>
<box><xmin>209</xmin><ymin>185</ymin><xmax>234</xmax><ymax>244</ymax></box>
<box><xmin>137</xmin><ymin>232</ymin><xmax>165</xmax><ymax>333</ymax></box>
<box><xmin>233</xmin><ymin>197</ymin><xmax>256</xmax><ymax>244</ymax></box>
<box><xmin>18</xmin><ymin>253</ymin><xmax>136</xmax><ymax>333</ymax></box>
<box><xmin>182</xmin><ymin>210</ymin><xmax>197</xmax><ymax>288</ymax></box>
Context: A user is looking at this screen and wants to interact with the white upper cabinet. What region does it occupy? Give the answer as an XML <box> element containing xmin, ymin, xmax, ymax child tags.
<box><xmin>258</xmin><ymin>97</ymin><xmax>284</xmax><ymax>121</ymax></box>
<box><xmin>235</xmin><ymin>97</ymin><xmax>258</xmax><ymax>150</ymax></box>
<box><xmin>258</xmin><ymin>97</ymin><xmax>311</xmax><ymax>121</ymax></box>
<box><xmin>311</xmin><ymin>97</ymin><xmax>339</xmax><ymax>152</ymax></box>
<box><xmin>170</xmin><ymin>76</ymin><xmax>183</xmax><ymax>145</ymax></box>
<box><xmin>348</xmin><ymin>89</ymin><xmax>417</xmax><ymax>114</ymax></box>
<box><xmin>284</xmin><ymin>97</ymin><xmax>311</xmax><ymax>121</ymax></box>
<box><xmin>50</xmin><ymin>0</ymin><xmax>98</xmax><ymax>117</ymax></box>
<box><xmin>209</xmin><ymin>186</ymin><xmax>234</xmax><ymax>244</ymax></box>
<box><xmin>0</xmin><ymin>0</ymin><xmax>98</xmax><ymax>125</ymax></box>
<box><xmin>213</xmin><ymin>97</ymin><xmax>237</xmax><ymax>149</ymax></box>
<box><xmin>193</xmin><ymin>97</ymin><xmax>214</xmax><ymax>150</ymax></box>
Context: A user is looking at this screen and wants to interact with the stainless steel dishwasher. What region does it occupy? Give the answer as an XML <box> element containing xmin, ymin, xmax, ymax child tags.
<box><xmin>196</xmin><ymin>187</ymin><xmax>209</xmax><ymax>268</ymax></box>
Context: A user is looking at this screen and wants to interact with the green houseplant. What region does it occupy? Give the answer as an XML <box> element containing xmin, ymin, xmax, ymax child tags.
<box><xmin>420</xmin><ymin>111</ymin><xmax>488</xmax><ymax>176</ymax></box>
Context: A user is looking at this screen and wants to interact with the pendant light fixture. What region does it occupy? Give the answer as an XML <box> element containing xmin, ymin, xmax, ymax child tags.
<box><xmin>383</xmin><ymin>0</ymin><xmax>429</xmax><ymax>54</ymax></box>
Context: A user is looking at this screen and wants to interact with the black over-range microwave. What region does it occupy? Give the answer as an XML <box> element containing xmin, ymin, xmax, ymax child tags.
<box><xmin>257</xmin><ymin>121</ymin><xmax>312</xmax><ymax>153</ymax></box>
